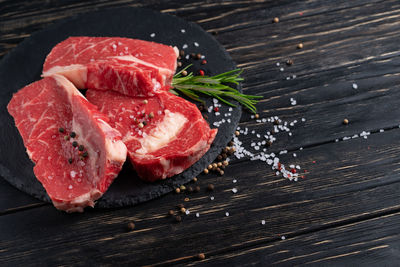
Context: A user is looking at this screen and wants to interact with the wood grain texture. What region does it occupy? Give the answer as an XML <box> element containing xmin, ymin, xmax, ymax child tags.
<box><xmin>2</xmin><ymin>129</ymin><xmax>400</xmax><ymax>266</ymax></box>
<box><xmin>188</xmin><ymin>212</ymin><xmax>400</xmax><ymax>266</ymax></box>
<box><xmin>1</xmin><ymin>0</ymin><xmax>400</xmax><ymax>265</ymax></box>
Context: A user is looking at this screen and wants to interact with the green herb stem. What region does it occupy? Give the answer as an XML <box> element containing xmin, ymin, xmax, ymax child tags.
<box><xmin>171</xmin><ymin>65</ymin><xmax>262</xmax><ymax>114</ymax></box>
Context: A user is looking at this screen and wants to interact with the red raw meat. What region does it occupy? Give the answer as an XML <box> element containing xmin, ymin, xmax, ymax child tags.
<box><xmin>7</xmin><ymin>75</ymin><xmax>127</xmax><ymax>212</ymax></box>
<box><xmin>42</xmin><ymin>37</ymin><xmax>178</xmax><ymax>97</ymax></box>
<box><xmin>86</xmin><ymin>89</ymin><xmax>217</xmax><ymax>182</ymax></box>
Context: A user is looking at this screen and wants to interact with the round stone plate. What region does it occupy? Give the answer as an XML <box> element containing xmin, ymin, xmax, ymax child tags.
<box><xmin>0</xmin><ymin>7</ymin><xmax>241</xmax><ymax>208</ymax></box>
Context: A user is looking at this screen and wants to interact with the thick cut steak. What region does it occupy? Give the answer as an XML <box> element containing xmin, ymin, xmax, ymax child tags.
<box><xmin>7</xmin><ymin>75</ymin><xmax>127</xmax><ymax>212</ymax></box>
<box><xmin>42</xmin><ymin>37</ymin><xmax>178</xmax><ymax>97</ymax></box>
<box><xmin>86</xmin><ymin>89</ymin><xmax>217</xmax><ymax>182</ymax></box>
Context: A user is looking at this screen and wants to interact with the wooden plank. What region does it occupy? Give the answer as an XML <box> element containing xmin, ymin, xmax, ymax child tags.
<box><xmin>188</xmin><ymin>212</ymin><xmax>400</xmax><ymax>266</ymax></box>
<box><xmin>0</xmin><ymin>0</ymin><xmax>388</xmax><ymax>57</ymax></box>
<box><xmin>2</xmin><ymin>127</ymin><xmax>400</xmax><ymax>265</ymax></box>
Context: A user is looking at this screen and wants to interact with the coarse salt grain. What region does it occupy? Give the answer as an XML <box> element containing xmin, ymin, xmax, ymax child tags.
<box><xmin>181</xmin><ymin>29</ymin><xmax>186</xmax><ymax>33</ymax></box>
<box><xmin>210</xmin><ymin>196</ymin><xmax>214</xmax><ymax>200</ymax></box>
<box><xmin>276</xmin><ymin>62</ymin><xmax>280</xmax><ymax>66</ymax></box>
<box><xmin>150</xmin><ymin>33</ymin><xmax>155</xmax><ymax>38</ymax></box>
<box><xmin>281</xmin><ymin>236</ymin><xmax>286</xmax><ymax>240</ymax></box>
<box><xmin>280</xmin><ymin>67</ymin><xmax>284</xmax><ymax>72</ymax></box>
<box><xmin>194</xmin><ymin>42</ymin><xmax>199</xmax><ymax>47</ymax></box>
<box><xmin>225</xmin><ymin>212</ymin><xmax>230</xmax><ymax>217</ymax></box>
<box><xmin>352</xmin><ymin>83</ymin><xmax>358</xmax><ymax>89</ymax></box>
<box><xmin>232</xmin><ymin>188</ymin><xmax>238</xmax><ymax>193</ymax></box>
<box><xmin>233</xmin><ymin>179</ymin><xmax>237</xmax><ymax>183</ymax></box>
<box><xmin>182</xmin><ymin>44</ymin><xmax>188</xmax><ymax>49</ymax></box>
<box><xmin>185</xmin><ymin>209</ymin><xmax>190</xmax><ymax>215</ymax></box>
<box><xmin>261</xmin><ymin>220</ymin><xmax>266</xmax><ymax>225</ymax></box>
<box><xmin>196</xmin><ymin>213</ymin><xmax>200</xmax><ymax>217</ymax></box>
<box><xmin>68</xmin><ymin>185</ymin><xmax>73</xmax><ymax>190</ymax></box>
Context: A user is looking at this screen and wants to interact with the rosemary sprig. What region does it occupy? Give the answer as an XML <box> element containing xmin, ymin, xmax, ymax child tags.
<box><xmin>171</xmin><ymin>65</ymin><xmax>262</xmax><ymax>114</ymax></box>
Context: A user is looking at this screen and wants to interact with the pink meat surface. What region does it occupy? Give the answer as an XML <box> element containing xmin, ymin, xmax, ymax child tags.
<box><xmin>7</xmin><ymin>75</ymin><xmax>127</xmax><ymax>212</ymax></box>
<box><xmin>86</xmin><ymin>89</ymin><xmax>218</xmax><ymax>182</ymax></box>
<box><xmin>42</xmin><ymin>37</ymin><xmax>178</xmax><ymax>97</ymax></box>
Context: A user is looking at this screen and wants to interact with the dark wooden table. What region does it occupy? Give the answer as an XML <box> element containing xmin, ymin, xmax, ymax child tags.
<box><xmin>2</xmin><ymin>0</ymin><xmax>400</xmax><ymax>265</ymax></box>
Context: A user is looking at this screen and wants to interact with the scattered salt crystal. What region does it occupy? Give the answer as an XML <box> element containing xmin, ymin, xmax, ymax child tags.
<box><xmin>292</xmin><ymin>75</ymin><xmax>297</xmax><ymax>79</ymax></box>
<box><xmin>232</xmin><ymin>188</ymin><xmax>238</xmax><ymax>193</ymax></box>
<box><xmin>281</xmin><ymin>236</ymin><xmax>286</xmax><ymax>240</ymax></box>
<box><xmin>150</xmin><ymin>33</ymin><xmax>155</xmax><ymax>38</ymax></box>
<box><xmin>335</xmin><ymin>139</ymin><xmax>339</xmax><ymax>142</ymax></box>
<box><xmin>261</xmin><ymin>220</ymin><xmax>266</xmax><ymax>225</ymax></box>
<box><xmin>293</xmin><ymin>153</ymin><xmax>297</xmax><ymax>157</ymax></box>
<box><xmin>185</xmin><ymin>209</ymin><xmax>190</xmax><ymax>215</ymax></box>
<box><xmin>68</xmin><ymin>185</ymin><xmax>73</xmax><ymax>190</ymax></box>
<box><xmin>225</xmin><ymin>212</ymin><xmax>230</xmax><ymax>217</ymax></box>
<box><xmin>229</xmin><ymin>107</ymin><xmax>233</xmax><ymax>112</ymax></box>
<box><xmin>210</xmin><ymin>196</ymin><xmax>214</xmax><ymax>200</ymax></box>
<box><xmin>380</xmin><ymin>129</ymin><xmax>384</xmax><ymax>132</ymax></box>
<box><xmin>70</xmin><ymin>171</ymin><xmax>77</xmax><ymax>178</ymax></box>
<box><xmin>182</xmin><ymin>44</ymin><xmax>188</xmax><ymax>49</ymax></box>
<box><xmin>286</xmin><ymin>77</ymin><xmax>290</xmax><ymax>80</ymax></box>
<box><xmin>185</xmin><ymin>54</ymin><xmax>190</xmax><ymax>60</ymax></box>
<box><xmin>289</xmin><ymin>132</ymin><xmax>292</xmax><ymax>136</ymax></box>
<box><xmin>352</xmin><ymin>83</ymin><xmax>358</xmax><ymax>89</ymax></box>
<box><xmin>48</xmin><ymin>175</ymin><xmax>53</xmax><ymax>180</ymax></box>
<box><xmin>276</xmin><ymin>62</ymin><xmax>280</xmax><ymax>66</ymax></box>
<box><xmin>233</xmin><ymin>179</ymin><xmax>237</xmax><ymax>183</ymax></box>
<box><xmin>215</xmin><ymin>112</ymin><xmax>220</xmax><ymax>116</ymax></box>
<box><xmin>194</xmin><ymin>42</ymin><xmax>199</xmax><ymax>47</ymax></box>
<box><xmin>196</xmin><ymin>213</ymin><xmax>200</xmax><ymax>217</ymax></box>
<box><xmin>299</xmin><ymin>147</ymin><xmax>303</xmax><ymax>150</ymax></box>
<box><xmin>280</xmin><ymin>67</ymin><xmax>284</xmax><ymax>72</ymax></box>
<box><xmin>301</xmin><ymin>118</ymin><xmax>306</xmax><ymax>122</ymax></box>
<box><xmin>77</xmin><ymin>178</ymin><xmax>82</xmax><ymax>183</ymax></box>
<box><xmin>181</xmin><ymin>29</ymin><xmax>186</xmax><ymax>33</ymax></box>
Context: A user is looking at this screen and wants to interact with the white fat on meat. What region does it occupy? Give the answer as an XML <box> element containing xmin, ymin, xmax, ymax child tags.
<box><xmin>112</xmin><ymin>55</ymin><xmax>173</xmax><ymax>76</ymax></box>
<box><xmin>136</xmin><ymin>110</ymin><xmax>187</xmax><ymax>154</ymax></box>
<box><xmin>43</xmin><ymin>64</ymin><xmax>88</xmax><ymax>89</ymax></box>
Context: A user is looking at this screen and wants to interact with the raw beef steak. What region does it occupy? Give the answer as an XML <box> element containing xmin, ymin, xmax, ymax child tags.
<box><xmin>86</xmin><ymin>89</ymin><xmax>217</xmax><ymax>182</ymax></box>
<box><xmin>7</xmin><ymin>75</ymin><xmax>127</xmax><ymax>212</ymax></box>
<box><xmin>42</xmin><ymin>37</ymin><xmax>179</xmax><ymax>96</ymax></box>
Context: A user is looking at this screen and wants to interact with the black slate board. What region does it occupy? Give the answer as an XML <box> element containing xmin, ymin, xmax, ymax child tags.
<box><xmin>0</xmin><ymin>7</ymin><xmax>241</xmax><ymax>208</ymax></box>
